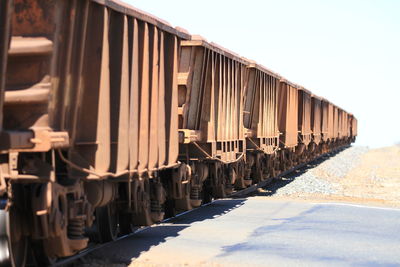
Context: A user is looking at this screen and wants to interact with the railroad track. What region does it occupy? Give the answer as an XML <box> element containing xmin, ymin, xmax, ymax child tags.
<box><xmin>52</xmin><ymin>146</ymin><xmax>347</xmax><ymax>267</ymax></box>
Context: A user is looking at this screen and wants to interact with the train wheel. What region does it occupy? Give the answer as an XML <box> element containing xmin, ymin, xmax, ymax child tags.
<box><xmin>0</xmin><ymin>201</ymin><xmax>28</xmax><ymax>267</ymax></box>
<box><xmin>202</xmin><ymin>183</ymin><xmax>214</xmax><ymax>204</ymax></box>
<box><xmin>131</xmin><ymin>179</ymin><xmax>153</xmax><ymax>226</ymax></box>
<box><xmin>96</xmin><ymin>202</ymin><xmax>119</xmax><ymax>243</ymax></box>
<box><xmin>210</xmin><ymin>163</ymin><xmax>226</xmax><ymax>198</ymax></box>
<box><xmin>234</xmin><ymin>160</ymin><xmax>246</xmax><ymax>189</ymax></box>
<box><xmin>254</xmin><ymin>154</ymin><xmax>266</xmax><ymax>183</ymax></box>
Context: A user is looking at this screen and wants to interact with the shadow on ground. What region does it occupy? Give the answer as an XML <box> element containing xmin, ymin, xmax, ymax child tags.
<box><xmin>75</xmin><ymin>199</ymin><xmax>247</xmax><ymax>266</ymax></box>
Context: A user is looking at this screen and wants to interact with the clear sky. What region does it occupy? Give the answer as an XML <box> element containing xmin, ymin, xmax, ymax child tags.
<box><xmin>127</xmin><ymin>0</ymin><xmax>400</xmax><ymax>148</ymax></box>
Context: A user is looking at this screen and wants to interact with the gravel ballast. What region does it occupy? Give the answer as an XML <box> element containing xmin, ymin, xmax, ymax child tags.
<box><xmin>261</xmin><ymin>146</ymin><xmax>369</xmax><ymax>197</ymax></box>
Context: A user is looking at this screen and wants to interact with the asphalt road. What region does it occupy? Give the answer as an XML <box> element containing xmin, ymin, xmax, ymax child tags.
<box><xmin>80</xmin><ymin>198</ymin><xmax>400</xmax><ymax>267</ymax></box>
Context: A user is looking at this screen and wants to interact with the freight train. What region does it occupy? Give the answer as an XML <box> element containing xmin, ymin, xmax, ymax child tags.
<box><xmin>0</xmin><ymin>0</ymin><xmax>357</xmax><ymax>266</ymax></box>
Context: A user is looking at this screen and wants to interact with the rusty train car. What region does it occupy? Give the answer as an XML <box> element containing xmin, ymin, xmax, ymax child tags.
<box><xmin>0</xmin><ymin>0</ymin><xmax>357</xmax><ymax>266</ymax></box>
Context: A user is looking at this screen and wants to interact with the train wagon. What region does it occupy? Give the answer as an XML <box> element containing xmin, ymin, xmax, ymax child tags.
<box><xmin>0</xmin><ymin>0</ymin><xmax>192</xmax><ymax>264</ymax></box>
<box><xmin>243</xmin><ymin>63</ymin><xmax>280</xmax><ymax>182</ymax></box>
<box><xmin>177</xmin><ymin>36</ymin><xmax>248</xmax><ymax>199</ymax></box>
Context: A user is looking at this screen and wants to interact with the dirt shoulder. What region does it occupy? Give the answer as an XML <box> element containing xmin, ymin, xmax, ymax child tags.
<box><xmin>259</xmin><ymin>145</ymin><xmax>400</xmax><ymax>208</ymax></box>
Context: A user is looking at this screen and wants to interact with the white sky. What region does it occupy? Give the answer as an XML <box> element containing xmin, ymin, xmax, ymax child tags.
<box><xmin>127</xmin><ymin>0</ymin><xmax>400</xmax><ymax>148</ymax></box>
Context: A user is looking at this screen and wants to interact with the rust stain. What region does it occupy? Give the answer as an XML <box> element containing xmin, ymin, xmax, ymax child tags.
<box><xmin>12</xmin><ymin>0</ymin><xmax>54</xmax><ymax>37</ymax></box>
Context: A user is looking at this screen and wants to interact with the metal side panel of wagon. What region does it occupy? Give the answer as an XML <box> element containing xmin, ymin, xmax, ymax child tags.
<box><xmin>311</xmin><ymin>94</ymin><xmax>322</xmax><ymax>147</ymax></box>
<box><xmin>50</xmin><ymin>0</ymin><xmax>190</xmax><ymax>178</ymax></box>
<box><xmin>278</xmin><ymin>79</ymin><xmax>299</xmax><ymax>149</ymax></box>
<box><xmin>277</xmin><ymin>79</ymin><xmax>299</xmax><ymax>169</ymax></box>
<box><xmin>325</xmin><ymin>100</ymin><xmax>335</xmax><ymax>142</ymax></box>
<box><xmin>297</xmin><ymin>87</ymin><xmax>313</xmax><ymax>154</ymax></box>
<box><xmin>350</xmin><ymin>114</ymin><xmax>358</xmax><ymax>142</ymax></box>
<box><xmin>332</xmin><ymin>105</ymin><xmax>339</xmax><ymax>142</ymax></box>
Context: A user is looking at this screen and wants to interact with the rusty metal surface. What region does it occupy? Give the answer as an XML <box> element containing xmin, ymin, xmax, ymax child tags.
<box><xmin>321</xmin><ymin>100</ymin><xmax>329</xmax><ymax>142</ymax></box>
<box><xmin>340</xmin><ymin>110</ymin><xmax>350</xmax><ymax>139</ymax></box>
<box><xmin>298</xmin><ymin>89</ymin><xmax>312</xmax><ymax>146</ymax></box>
<box><xmin>91</xmin><ymin>0</ymin><xmax>190</xmax><ymax>39</ymax></box>
<box><xmin>311</xmin><ymin>95</ymin><xmax>322</xmax><ymax>145</ymax></box>
<box><xmin>327</xmin><ymin>102</ymin><xmax>335</xmax><ymax>141</ymax></box>
<box><xmin>2</xmin><ymin>0</ymin><xmax>54</xmax><ymax>132</ymax></box>
<box><xmin>49</xmin><ymin>1</ymin><xmax>181</xmax><ymax>177</ymax></box>
<box><xmin>2</xmin><ymin>0</ymin><xmax>55</xmax><ymax>153</ymax></box>
<box><xmin>338</xmin><ymin>109</ymin><xmax>347</xmax><ymax>139</ymax></box>
<box><xmin>178</xmin><ymin>38</ymin><xmax>247</xmax><ymax>163</ymax></box>
<box><xmin>350</xmin><ymin>115</ymin><xmax>358</xmax><ymax>138</ymax></box>
<box><xmin>333</xmin><ymin>105</ymin><xmax>339</xmax><ymax>140</ymax></box>
<box><xmin>12</xmin><ymin>0</ymin><xmax>55</xmax><ymax>37</ymax></box>
<box><xmin>278</xmin><ymin>81</ymin><xmax>298</xmax><ymax>148</ymax></box>
<box><xmin>0</xmin><ymin>0</ymin><xmax>13</xmax><ymax>131</ymax></box>
<box><xmin>244</xmin><ymin>64</ymin><xmax>280</xmax><ymax>154</ymax></box>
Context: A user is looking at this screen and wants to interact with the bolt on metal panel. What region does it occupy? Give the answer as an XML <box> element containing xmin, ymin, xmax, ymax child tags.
<box><xmin>244</xmin><ymin>64</ymin><xmax>280</xmax><ymax>154</ymax></box>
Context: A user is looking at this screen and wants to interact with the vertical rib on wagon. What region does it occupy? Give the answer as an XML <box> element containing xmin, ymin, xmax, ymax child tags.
<box><xmin>297</xmin><ymin>88</ymin><xmax>312</xmax><ymax>151</ymax></box>
<box><xmin>311</xmin><ymin>95</ymin><xmax>322</xmax><ymax>145</ymax></box>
